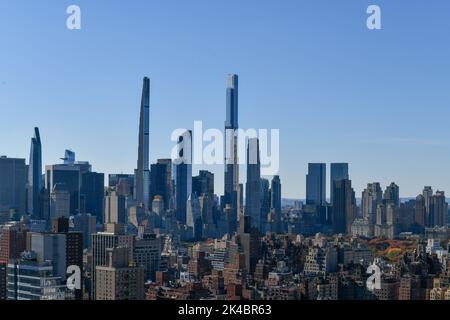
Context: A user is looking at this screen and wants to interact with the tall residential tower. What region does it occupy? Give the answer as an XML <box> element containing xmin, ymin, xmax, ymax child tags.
<box><xmin>135</xmin><ymin>77</ymin><xmax>150</xmax><ymax>211</ymax></box>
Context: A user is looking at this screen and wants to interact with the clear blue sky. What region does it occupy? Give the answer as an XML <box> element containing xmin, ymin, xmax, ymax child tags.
<box><xmin>1</xmin><ymin>0</ymin><xmax>450</xmax><ymax>199</ymax></box>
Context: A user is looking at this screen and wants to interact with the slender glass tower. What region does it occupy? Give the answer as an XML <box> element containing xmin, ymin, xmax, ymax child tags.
<box><xmin>245</xmin><ymin>138</ymin><xmax>261</xmax><ymax>231</ymax></box>
<box><xmin>136</xmin><ymin>77</ymin><xmax>150</xmax><ymax>211</ymax></box>
<box><xmin>27</xmin><ymin>127</ymin><xmax>42</xmax><ymax>218</ymax></box>
<box><xmin>224</xmin><ymin>74</ymin><xmax>239</xmax><ymax>233</ymax></box>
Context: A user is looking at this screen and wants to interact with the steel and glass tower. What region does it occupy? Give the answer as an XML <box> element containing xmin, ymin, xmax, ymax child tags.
<box><xmin>224</xmin><ymin>74</ymin><xmax>239</xmax><ymax>233</ymax></box>
<box><xmin>136</xmin><ymin>77</ymin><xmax>150</xmax><ymax>211</ymax></box>
<box><xmin>27</xmin><ymin>127</ymin><xmax>42</xmax><ymax>218</ymax></box>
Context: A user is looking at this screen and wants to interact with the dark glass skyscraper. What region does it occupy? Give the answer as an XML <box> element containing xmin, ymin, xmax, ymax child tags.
<box><xmin>306</xmin><ymin>163</ymin><xmax>326</xmax><ymax>205</ymax></box>
<box><xmin>27</xmin><ymin>127</ymin><xmax>42</xmax><ymax>218</ymax></box>
<box><xmin>150</xmin><ymin>159</ymin><xmax>172</xmax><ymax>210</ymax></box>
<box><xmin>224</xmin><ymin>74</ymin><xmax>239</xmax><ymax>233</ymax></box>
<box><xmin>332</xmin><ymin>179</ymin><xmax>355</xmax><ymax>234</ymax></box>
<box><xmin>136</xmin><ymin>77</ymin><xmax>150</xmax><ymax>211</ymax></box>
<box><xmin>330</xmin><ymin>163</ymin><xmax>348</xmax><ymax>205</ymax></box>
<box><xmin>270</xmin><ymin>175</ymin><xmax>282</xmax><ymax>233</ymax></box>
<box><xmin>175</xmin><ymin>130</ymin><xmax>192</xmax><ymax>224</ymax></box>
<box><xmin>81</xmin><ymin>172</ymin><xmax>104</xmax><ymax>218</ymax></box>
<box><xmin>245</xmin><ymin>138</ymin><xmax>261</xmax><ymax>231</ymax></box>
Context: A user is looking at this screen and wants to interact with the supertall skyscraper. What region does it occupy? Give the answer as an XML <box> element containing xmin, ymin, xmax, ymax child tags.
<box><xmin>27</xmin><ymin>127</ymin><xmax>42</xmax><ymax>218</ymax></box>
<box><xmin>245</xmin><ymin>138</ymin><xmax>261</xmax><ymax>231</ymax></box>
<box><xmin>135</xmin><ymin>77</ymin><xmax>151</xmax><ymax>211</ymax></box>
<box><xmin>224</xmin><ymin>74</ymin><xmax>239</xmax><ymax>233</ymax></box>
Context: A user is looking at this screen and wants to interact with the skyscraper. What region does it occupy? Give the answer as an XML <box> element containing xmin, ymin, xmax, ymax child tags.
<box><xmin>80</xmin><ymin>171</ymin><xmax>104</xmax><ymax>219</ymax></box>
<box><xmin>150</xmin><ymin>159</ymin><xmax>172</xmax><ymax>210</ymax></box>
<box><xmin>384</xmin><ymin>182</ymin><xmax>400</xmax><ymax>207</ymax></box>
<box><xmin>306</xmin><ymin>163</ymin><xmax>326</xmax><ymax>205</ymax></box>
<box><xmin>224</xmin><ymin>74</ymin><xmax>239</xmax><ymax>233</ymax></box>
<box><xmin>332</xmin><ymin>179</ymin><xmax>355</xmax><ymax>234</ymax></box>
<box><xmin>361</xmin><ymin>182</ymin><xmax>383</xmax><ymax>235</ymax></box>
<box><xmin>330</xmin><ymin>163</ymin><xmax>348</xmax><ymax>205</ymax></box>
<box><xmin>27</xmin><ymin>128</ymin><xmax>42</xmax><ymax>219</ymax></box>
<box><xmin>174</xmin><ymin>130</ymin><xmax>192</xmax><ymax>224</ymax></box>
<box><xmin>0</xmin><ymin>157</ymin><xmax>27</xmax><ymax>218</ymax></box>
<box><xmin>104</xmin><ymin>191</ymin><xmax>126</xmax><ymax>225</ymax></box>
<box><xmin>45</xmin><ymin>164</ymin><xmax>80</xmax><ymax>215</ymax></box>
<box><xmin>136</xmin><ymin>77</ymin><xmax>150</xmax><ymax>211</ymax></box>
<box><xmin>270</xmin><ymin>175</ymin><xmax>282</xmax><ymax>233</ymax></box>
<box><xmin>429</xmin><ymin>191</ymin><xmax>448</xmax><ymax>227</ymax></box>
<box><xmin>245</xmin><ymin>138</ymin><xmax>261</xmax><ymax>231</ymax></box>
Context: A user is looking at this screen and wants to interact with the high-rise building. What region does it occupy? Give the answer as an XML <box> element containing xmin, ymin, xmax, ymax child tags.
<box><xmin>332</xmin><ymin>179</ymin><xmax>355</xmax><ymax>234</ymax></box>
<box><xmin>0</xmin><ymin>156</ymin><xmax>27</xmax><ymax>217</ymax></box>
<box><xmin>0</xmin><ymin>222</ymin><xmax>28</xmax><ymax>263</ymax></box>
<box><xmin>30</xmin><ymin>232</ymin><xmax>67</xmax><ymax>279</ymax></box>
<box><xmin>306</xmin><ymin>163</ymin><xmax>326</xmax><ymax>205</ymax></box>
<box><xmin>374</xmin><ymin>203</ymin><xmax>397</xmax><ymax>239</ymax></box>
<box><xmin>72</xmin><ymin>212</ymin><xmax>96</xmax><ymax>249</ymax></box>
<box><xmin>429</xmin><ymin>191</ymin><xmax>448</xmax><ymax>227</ymax></box>
<box><xmin>80</xmin><ymin>171</ymin><xmax>104</xmax><ymax>218</ymax></box>
<box><xmin>224</xmin><ymin>74</ymin><xmax>239</xmax><ymax>234</ymax></box>
<box><xmin>270</xmin><ymin>176</ymin><xmax>282</xmax><ymax>233</ymax></box>
<box><xmin>245</xmin><ymin>138</ymin><xmax>261</xmax><ymax>231</ymax></box>
<box><xmin>95</xmin><ymin>247</ymin><xmax>144</xmax><ymax>300</ymax></box>
<box><xmin>193</xmin><ymin>170</ymin><xmax>214</xmax><ymax>196</ymax></box>
<box><xmin>422</xmin><ymin>186</ymin><xmax>433</xmax><ymax>219</ymax></box>
<box><xmin>135</xmin><ymin>77</ymin><xmax>151</xmax><ymax>211</ymax></box>
<box><xmin>108</xmin><ymin>173</ymin><xmax>134</xmax><ymax>198</ymax></box>
<box><xmin>384</xmin><ymin>182</ymin><xmax>400</xmax><ymax>207</ymax></box>
<box><xmin>186</xmin><ymin>193</ymin><xmax>202</xmax><ymax>240</ymax></box>
<box><xmin>104</xmin><ymin>191</ymin><xmax>126</xmax><ymax>225</ymax></box>
<box><xmin>330</xmin><ymin>163</ymin><xmax>348</xmax><ymax>204</ymax></box>
<box><xmin>45</xmin><ymin>164</ymin><xmax>81</xmax><ymax>215</ymax></box>
<box><xmin>0</xmin><ymin>261</ymin><xmax>6</xmax><ymax>300</ymax></box>
<box><xmin>237</xmin><ymin>215</ymin><xmax>260</xmax><ymax>274</ymax></box>
<box><xmin>150</xmin><ymin>159</ymin><xmax>172</xmax><ymax>210</ymax></box>
<box><xmin>361</xmin><ymin>183</ymin><xmax>383</xmax><ymax>232</ymax></box>
<box><xmin>49</xmin><ymin>183</ymin><xmax>71</xmax><ymax>220</ymax></box>
<box><xmin>260</xmin><ymin>178</ymin><xmax>270</xmax><ymax>233</ymax></box>
<box><xmin>415</xmin><ymin>194</ymin><xmax>426</xmax><ymax>227</ymax></box>
<box><xmin>7</xmin><ymin>251</ymin><xmax>67</xmax><ymax>300</ymax></box>
<box><xmin>90</xmin><ymin>227</ymin><xmax>134</xmax><ymax>299</ymax></box>
<box><xmin>174</xmin><ymin>130</ymin><xmax>192</xmax><ymax>224</ymax></box>
<box><xmin>133</xmin><ymin>233</ymin><xmax>161</xmax><ymax>282</ymax></box>
<box><xmin>27</xmin><ymin>128</ymin><xmax>42</xmax><ymax>219</ymax></box>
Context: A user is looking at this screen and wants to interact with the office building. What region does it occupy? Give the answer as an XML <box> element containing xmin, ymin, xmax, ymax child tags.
<box><xmin>27</xmin><ymin>128</ymin><xmax>42</xmax><ymax>219</ymax></box>
<box><xmin>0</xmin><ymin>156</ymin><xmax>27</xmax><ymax>217</ymax></box>
<box><xmin>150</xmin><ymin>159</ymin><xmax>172</xmax><ymax>210</ymax></box>
<box><xmin>306</xmin><ymin>163</ymin><xmax>326</xmax><ymax>205</ymax></box>
<box><xmin>45</xmin><ymin>164</ymin><xmax>81</xmax><ymax>215</ymax></box>
<box><xmin>330</xmin><ymin>163</ymin><xmax>348</xmax><ymax>204</ymax></box>
<box><xmin>332</xmin><ymin>179</ymin><xmax>355</xmax><ymax>234</ymax></box>
<box><xmin>49</xmin><ymin>183</ymin><xmax>70</xmax><ymax>219</ymax></box>
<box><xmin>7</xmin><ymin>251</ymin><xmax>67</xmax><ymax>300</ymax></box>
<box><xmin>134</xmin><ymin>233</ymin><xmax>161</xmax><ymax>282</ymax></box>
<box><xmin>104</xmin><ymin>191</ymin><xmax>126</xmax><ymax>225</ymax></box>
<box><xmin>80</xmin><ymin>171</ymin><xmax>104</xmax><ymax>218</ymax></box>
<box><xmin>95</xmin><ymin>247</ymin><xmax>145</xmax><ymax>300</ymax></box>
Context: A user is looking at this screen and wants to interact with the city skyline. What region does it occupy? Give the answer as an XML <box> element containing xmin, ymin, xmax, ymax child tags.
<box><xmin>2</xmin><ymin>0</ymin><xmax>450</xmax><ymax>304</ymax></box>
<box><xmin>2</xmin><ymin>1</ymin><xmax>450</xmax><ymax>199</ymax></box>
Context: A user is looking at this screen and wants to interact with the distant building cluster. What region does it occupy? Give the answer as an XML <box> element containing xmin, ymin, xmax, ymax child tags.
<box><xmin>0</xmin><ymin>76</ymin><xmax>449</xmax><ymax>300</ymax></box>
